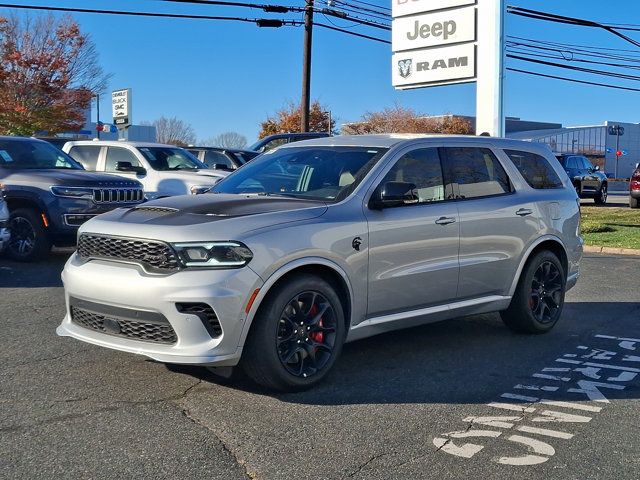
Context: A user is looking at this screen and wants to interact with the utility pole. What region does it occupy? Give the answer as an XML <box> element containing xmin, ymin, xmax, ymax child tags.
<box><xmin>95</xmin><ymin>94</ymin><xmax>101</xmax><ymax>139</ymax></box>
<box><xmin>300</xmin><ymin>0</ymin><xmax>314</xmax><ymax>132</ymax></box>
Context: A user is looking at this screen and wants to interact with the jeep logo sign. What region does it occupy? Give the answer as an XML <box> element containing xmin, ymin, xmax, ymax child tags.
<box><xmin>392</xmin><ymin>0</ymin><xmax>476</xmax><ymax>18</ymax></box>
<box><xmin>392</xmin><ymin>7</ymin><xmax>476</xmax><ymax>52</ymax></box>
<box><xmin>392</xmin><ymin>0</ymin><xmax>478</xmax><ymax>90</ymax></box>
<box><xmin>392</xmin><ymin>43</ymin><xmax>476</xmax><ymax>89</ymax></box>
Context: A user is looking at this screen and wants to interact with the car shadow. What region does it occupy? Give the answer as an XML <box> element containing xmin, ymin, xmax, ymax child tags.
<box><xmin>168</xmin><ymin>301</ymin><xmax>640</xmax><ymax>405</ymax></box>
<box><xmin>0</xmin><ymin>249</ymin><xmax>71</xmax><ymax>288</ymax></box>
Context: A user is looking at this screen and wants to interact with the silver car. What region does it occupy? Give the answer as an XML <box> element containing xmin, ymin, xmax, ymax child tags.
<box><xmin>57</xmin><ymin>135</ymin><xmax>583</xmax><ymax>391</ymax></box>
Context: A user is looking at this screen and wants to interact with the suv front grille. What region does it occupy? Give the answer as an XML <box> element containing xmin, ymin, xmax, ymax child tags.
<box><xmin>94</xmin><ymin>188</ymin><xmax>144</xmax><ymax>204</ymax></box>
<box><xmin>70</xmin><ymin>305</ymin><xmax>177</xmax><ymax>344</ymax></box>
<box><xmin>77</xmin><ymin>234</ymin><xmax>180</xmax><ymax>273</ymax></box>
<box><xmin>176</xmin><ymin>303</ymin><xmax>222</xmax><ymax>338</ymax></box>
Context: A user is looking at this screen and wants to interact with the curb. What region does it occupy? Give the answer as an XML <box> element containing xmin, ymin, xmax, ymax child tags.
<box><xmin>584</xmin><ymin>245</ymin><xmax>640</xmax><ymax>256</ymax></box>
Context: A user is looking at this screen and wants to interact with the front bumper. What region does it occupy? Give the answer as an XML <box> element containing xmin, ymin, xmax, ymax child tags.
<box><xmin>56</xmin><ymin>254</ymin><xmax>263</xmax><ymax>366</ymax></box>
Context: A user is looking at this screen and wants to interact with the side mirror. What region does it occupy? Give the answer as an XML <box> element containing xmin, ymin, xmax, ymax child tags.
<box><xmin>116</xmin><ymin>161</ymin><xmax>146</xmax><ymax>175</ymax></box>
<box><xmin>370</xmin><ymin>181</ymin><xmax>419</xmax><ymax>209</ymax></box>
<box><xmin>211</xmin><ymin>163</ymin><xmax>232</xmax><ymax>171</ymax></box>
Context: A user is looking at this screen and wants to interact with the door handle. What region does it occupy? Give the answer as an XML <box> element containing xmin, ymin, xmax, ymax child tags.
<box><xmin>435</xmin><ymin>216</ymin><xmax>456</xmax><ymax>225</ymax></box>
<box><xmin>516</xmin><ymin>208</ymin><xmax>533</xmax><ymax>217</ymax></box>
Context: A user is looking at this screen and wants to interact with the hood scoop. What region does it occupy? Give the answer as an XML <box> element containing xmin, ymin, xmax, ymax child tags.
<box><xmin>131</xmin><ymin>206</ymin><xmax>179</xmax><ymax>214</ymax></box>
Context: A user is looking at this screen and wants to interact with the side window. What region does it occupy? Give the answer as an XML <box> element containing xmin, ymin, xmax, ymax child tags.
<box><xmin>105</xmin><ymin>147</ymin><xmax>142</xmax><ymax>172</ymax></box>
<box><xmin>504</xmin><ymin>150</ymin><xmax>564</xmax><ymax>189</ymax></box>
<box><xmin>262</xmin><ymin>138</ymin><xmax>287</xmax><ymax>152</ymax></box>
<box><xmin>204</xmin><ymin>151</ymin><xmax>233</xmax><ymax>169</ymax></box>
<box><xmin>442</xmin><ymin>147</ymin><xmax>512</xmax><ymax>199</ymax></box>
<box><xmin>380</xmin><ymin>148</ymin><xmax>445</xmax><ymax>204</ymax></box>
<box><xmin>67</xmin><ymin>146</ymin><xmax>101</xmax><ymax>170</ymax></box>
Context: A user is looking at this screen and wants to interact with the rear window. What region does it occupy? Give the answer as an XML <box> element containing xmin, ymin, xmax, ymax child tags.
<box><xmin>442</xmin><ymin>147</ymin><xmax>512</xmax><ymax>199</ymax></box>
<box><xmin>505</xmin><ymin>150</ymin><xmax>564</xmax><ymax>189</ymax></box>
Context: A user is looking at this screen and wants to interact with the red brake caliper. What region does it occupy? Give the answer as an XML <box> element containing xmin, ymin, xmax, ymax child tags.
<box><xmin>308</xmin><ymin>305</ymin><xmax>324</xmax><ymax>344</ymax></box>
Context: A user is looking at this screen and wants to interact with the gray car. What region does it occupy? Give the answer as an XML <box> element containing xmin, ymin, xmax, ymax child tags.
<box><xmin>57</xmin><ymin>135</ymin><xmax>583</xmax><ymax>391</ymax></box>
<box><xmin>0</xmin><ymin>192</ymin><xmax>10</xmax><ymax>252</ymax></box>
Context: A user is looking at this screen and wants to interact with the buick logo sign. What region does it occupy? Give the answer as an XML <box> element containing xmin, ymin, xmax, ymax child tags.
<box><xmin>398</xmin><ymin>59</ymin><xmax>412</xmax><ymax>78</ymax></box>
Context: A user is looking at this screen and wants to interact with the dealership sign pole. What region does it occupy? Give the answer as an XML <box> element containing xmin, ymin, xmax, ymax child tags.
<box><xmin>392</xmin><ymin>0</ymin><xmax>505</xmax><ymax>137</ymax></box>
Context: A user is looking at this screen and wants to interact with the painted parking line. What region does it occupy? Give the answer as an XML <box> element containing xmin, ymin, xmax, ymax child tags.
<box><xmin>433</xmin><ymin>334</ymin><xmax>639</xmax><ymax>466</ymax></box>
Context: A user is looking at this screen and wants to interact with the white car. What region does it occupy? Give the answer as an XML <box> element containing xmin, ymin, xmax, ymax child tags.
<box><xmin>0</xmin><ymin>192</ymin><xmax>10</xmax><ymax>253</ymax></box>
<box><xmin>63</xmin><ymin>141</ymin><xmax>229</xmax><ymax>199</ymax></box>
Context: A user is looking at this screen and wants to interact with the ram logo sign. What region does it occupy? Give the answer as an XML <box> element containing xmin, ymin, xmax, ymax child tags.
<box><xmin>398</xmin><ymin>59</ymin><xmax>413</xmax><ymax>78</ymax></box>
<box><xmin>392</xmin><ymin>44</ymin><xmax>476</xmax><ymax>89</ymax></box>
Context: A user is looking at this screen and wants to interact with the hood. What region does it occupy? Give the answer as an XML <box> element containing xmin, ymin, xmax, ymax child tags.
<box><xmin>1</xmin><ymin>169</ymin><xmax>142</xmax><ymax>188</ymax></box>
<box><xmin>80</xmin><ymin>193</ymin><xmax>328</xmax><ymax>242</ymax></box>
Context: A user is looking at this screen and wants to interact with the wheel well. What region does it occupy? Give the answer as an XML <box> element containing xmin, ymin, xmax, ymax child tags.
<box><xmin>259</xmin><ymin>264</ymin><xmax>352</xmax><ymax>329</ymax></box>
<box><xmin>527</xmin><ymin>240</ymin><xmax>568</xmax><ymax>276</ymax></box>
<box><xmin>6</xmin><ymin>198</ymin><xmax>43</xmax><ymax>215</ymax></box>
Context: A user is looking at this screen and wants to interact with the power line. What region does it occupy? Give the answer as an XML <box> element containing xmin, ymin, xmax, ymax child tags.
<box><xmin>507</xmin><ymin>67</ymin><xmax>640</xmax><ymax>92</ymax></box>
<box><xmin>331</xmin><ymin>0</ymin><xmax>391</xmax><ymax>21</ymax></box>
<box><xmin>0</xmin><ymin>2</ymin><xmax>299</xmax><ymax>26</ymax></box>
<box><xmin>314</xmin><ymin>22</ymin><xmax>389</xmax><ymax>43</ymax></box>
<box><xmin>341</xmin><ymin>0</ymin><xmax>390</xmax><ymax>13</ymax></box>
<box><xmin>507</xmin><ymin>53</ymin><xmax>640</xmax><ymax>82</ymax></box>
<box><xmin>506</xmin><ymin>48</ymin><xmax>640</xmax><ymax>70</ymax></box>
<box><xmin>507</xmin><ymin>35</ymin><xmax>640</xmax><ymax>55</ymax></box>
<box><xmin>506</xmin><ymin>39</ymin><xmax>640</xmax><ymax>64</ymax></box>
<box><xmin>507</xmin><ymin>6</ymin><xmax>640</xmax><ymax>49</ymax></box>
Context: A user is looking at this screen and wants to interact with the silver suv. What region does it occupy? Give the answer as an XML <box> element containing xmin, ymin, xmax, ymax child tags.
<box><xmin>57</xmin><ymin>135</ymin><xmax>583</xmax><ymax>391</ymax></box>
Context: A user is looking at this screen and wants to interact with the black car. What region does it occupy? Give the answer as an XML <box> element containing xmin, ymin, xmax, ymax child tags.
<box><xmin>187</xmin><ymin>146</ymin><xmax>259</xmax><ymax>172</ymax></box>
<box><xmin>0</xmin><ymin>137</ymin><xmax>144</xmax><ymax>261</ymax></box>
<box><xmin>248</xmin><ymin>132</ymin><xmax>331</xmax><ymax>153</ymax></box>
<box><xmin>556</xmin><ymin>154</ymin><xmax>608</xmax><ymax>204</ymax></box>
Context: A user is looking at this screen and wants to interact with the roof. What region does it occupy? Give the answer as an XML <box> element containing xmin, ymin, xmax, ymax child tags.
<box><xmin>63</xmin><ymin>140</ymin><xmax>180</xmax><ymax>148</ymax></box>
<box><xmin>277</xmin><ymin>134</ymin><xmax>555</xmax><ymax>151</ymax></box>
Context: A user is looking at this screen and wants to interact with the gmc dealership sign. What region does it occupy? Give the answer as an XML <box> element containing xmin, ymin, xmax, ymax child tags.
<box><xmin>392</xmin><ymin>0</ymin><xmax>478</xmax><ymax>89</ymax></box>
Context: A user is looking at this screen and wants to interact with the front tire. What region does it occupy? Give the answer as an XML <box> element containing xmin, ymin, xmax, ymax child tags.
<box><xmin>7</xmin><ymin>208</ymin><xmax>51</xmax><ymax>261</ymax></box>
<box><xmin>241</xmin><ymin>274</ymin><xmax>346</xmax><ymax>391</ymax></box>
<box><xmin>594</xmin><ymin>183</ymin><xmax>607</xmax><ymax>205</ymax></box>
<box><xmin>501</xmin><ymin>251</ymin><xmax>566</xmax><ymax>334</ymax></box>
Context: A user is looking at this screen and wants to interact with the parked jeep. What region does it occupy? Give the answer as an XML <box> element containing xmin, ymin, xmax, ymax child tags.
<box><xmin>0</xmin><ymin>137</ymin><xmax>144</xmax><ymax>261</ymax></box>
<box><xmin>630</xmin><ymin>163</ymin><xmax>640</xmax><ymax>209</ymax></box>
<box><xmin>555</xmin><ymin>154</ymin><xmax>608</xmax><ymax>204</ymax></box>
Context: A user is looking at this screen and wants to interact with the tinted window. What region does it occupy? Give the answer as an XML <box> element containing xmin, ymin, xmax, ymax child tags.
<box><xmin>204</xmin><ymin>151</ymin><xmax>234</xmax><ymax>169</ymax></box>
<box><xmin>261</xmin><ymin>138</ymin><xmax>287</xmax><ymax>152</ymax></box>
<box><xmin>442</xmin><ymin>147</ymin><xmax>511</xmax><ymax>199</ymax></box>
<box><xmin>138</xmin><ymin>147</ymin><xmax>204</xmax><ymax>171</ymax></box>
<box><xmin>566</xmin><ymin>157</ymin><xmax>578</xmax><ymax>169</ymax></box>
<box><xmin>68</xmin><ymin>145</ymin><xmax>101</xmax><ymax>170</ymax></box>
<box><xmin>504</xmin><ymin>150</ymin><xmax>563</xmax><ymax>189</ymax></box>
<box><xmin>105</xmin><ymin>147</ymin><xmax>141</xmax><ymax>172</ymax></box>
<box><xmin>381</xmin><ymin>148</ymin><xmax>445</xmax><ymax>204</ymax></box>
<box><xmin>0</xmin><ymin>139</ymin><xmax>82</xmax><ymax>170</ymax></box>
<box><xmin>213</xmin><ymin>146</ymin><xmax>388</xmax><ymax>201</ymax></box>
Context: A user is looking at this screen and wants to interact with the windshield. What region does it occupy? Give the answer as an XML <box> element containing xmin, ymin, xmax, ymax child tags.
<box><xmin>0</xmin><ymin>139</ymin><xmax>83</xmax><ymax>170</ymax></box>
<box><xmin>138</xmin><ymin>146</ymin><xmax>206</xmax><ymax>171</ymax></box>
<box><xmin>212</xmin><ymin>146</ymin><xmax>388</xmax><ymax>202</ymax></box>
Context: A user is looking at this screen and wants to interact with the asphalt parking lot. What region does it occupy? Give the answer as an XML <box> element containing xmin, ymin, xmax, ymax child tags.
<box><xmin>1</xmin><ymin>251</ymin><xmax>639</xmax><ymax>479</ymax></box>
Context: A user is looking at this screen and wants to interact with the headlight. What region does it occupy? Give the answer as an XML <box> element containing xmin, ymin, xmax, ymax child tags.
<box><xmin>172</xmin><ymin>241</ymin><xmax>253</xmax><ymax>268</ymax></box>
<box><xmin>189</xmin><ymin>185</ymin><xmax>216</xmax><ymax>195</ymax></box>
<box><xmin>50</xmin><ymin>186</ymin><xmax>94</xmax><ymax>199</ymax></box>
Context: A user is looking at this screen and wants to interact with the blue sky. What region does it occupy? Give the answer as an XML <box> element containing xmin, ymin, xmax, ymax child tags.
<box><xmin>4</xmin><ymin>1</ymin><xmax>640</xmax><ymax>142</ymax></box>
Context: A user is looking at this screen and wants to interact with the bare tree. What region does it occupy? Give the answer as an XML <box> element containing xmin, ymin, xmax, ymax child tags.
<box><xmin>146</xmin><ymin>116</ymin><xmax>196</xmax><ymax>146</ymax></box>
<box><xmin>206</xmin><ymin>132</ymin><xmax>248</xmax><ymax>149</ymax></box>
<box><xmin>0</xmin><ymin>14</ymin><xmax>110</xmax><ymax>136</ymax></box>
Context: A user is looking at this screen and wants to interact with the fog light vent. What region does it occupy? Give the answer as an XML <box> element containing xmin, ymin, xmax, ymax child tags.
<box><xmin>176</xmin><ymin>303</ymin><xmax>222</xmax><ymax>338</ymax></box>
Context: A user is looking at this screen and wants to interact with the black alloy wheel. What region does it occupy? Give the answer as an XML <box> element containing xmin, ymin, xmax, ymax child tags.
<box><xmin>501</xmin><ymin>250</ymin><xmax>566</xmax><ymax>334</ymax></box>
<box><xmin>241</xmin><ymin>274</ymin><xmax>345</xmax><ymax>391</ymax></box>
<box><xmin>529</xmin><ymin>261</ymin><xmax>563</xmax><ymax>324</ymax></box>
<box><xmin>276</xmin><ymin>291</ymin><xmax>337</xmax><ymax>378</ymax></box>
<box><xmin>7</xmin><ymin>208</ymin><xmax>51</xmax><ymax>261</ymax></box>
